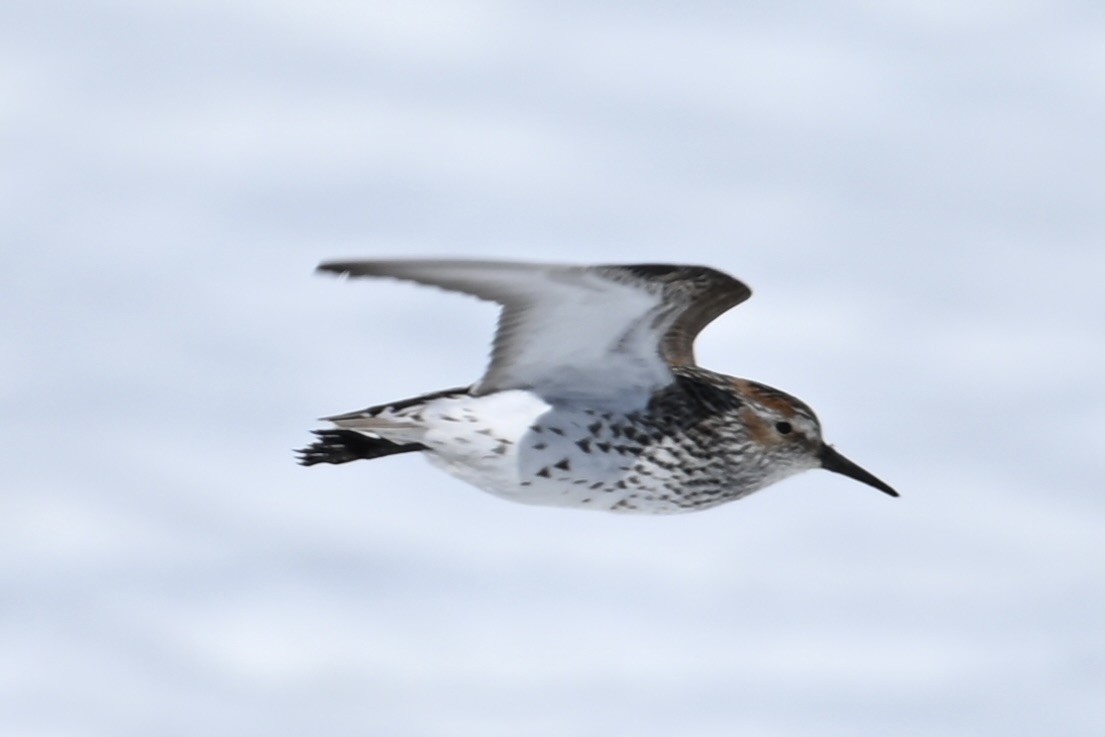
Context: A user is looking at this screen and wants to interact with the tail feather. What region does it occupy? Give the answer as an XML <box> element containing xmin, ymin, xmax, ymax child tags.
<box><xmin>296</xmin><ymin>429</ymin><xmax>426</xmax><ymax>466</ymax></box>
<box><xmin>300</xmin><ymin>386</ymin><xmax>470</xmax><ymax>467</ymax></box>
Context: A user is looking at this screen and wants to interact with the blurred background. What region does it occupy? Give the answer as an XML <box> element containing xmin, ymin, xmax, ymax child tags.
<box><xmin>3</xmin><ymin>1</ymin><xmax>1104</xmax><ymax>735</ymax></box>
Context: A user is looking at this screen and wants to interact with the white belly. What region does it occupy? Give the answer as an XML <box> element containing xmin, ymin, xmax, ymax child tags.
<box><xmin>410</xmin><ymin>391</ymin><xmax>671</xmax><ymax>512</ymax></box>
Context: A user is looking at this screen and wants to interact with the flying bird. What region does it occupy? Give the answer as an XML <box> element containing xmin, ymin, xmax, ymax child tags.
<box><xmin>297</xmin><ymin>259</ymin><xmax>897</xmax><ymax>512</ymax></box>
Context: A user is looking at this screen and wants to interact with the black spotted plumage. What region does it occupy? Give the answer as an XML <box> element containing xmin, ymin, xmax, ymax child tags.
<box><xmin>299</xmin><ymin>258</ymin><xmax>899</xmax><ymax>512</ymax></box>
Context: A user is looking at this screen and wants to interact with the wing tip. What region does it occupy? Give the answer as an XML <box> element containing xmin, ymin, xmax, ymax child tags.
<box><xmin>316</xmin><ymin>260</ymin><xmax>355</xmax><ymax>276</ymax></box>
<box><xmin>315</xmin><ymin>258</ymin><xmax>466</xmax><ymax>278</ymax></box>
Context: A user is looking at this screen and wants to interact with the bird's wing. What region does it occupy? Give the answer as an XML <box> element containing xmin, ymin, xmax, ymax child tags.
<box><xmin>318</xmin><ymin>259</ymin><xmax>751</xmax><ymax>403</ymax></box>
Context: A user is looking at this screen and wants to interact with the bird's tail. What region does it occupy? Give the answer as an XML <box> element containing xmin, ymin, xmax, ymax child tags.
<box><xmin>297</xmin><ymin>385</ymin><xmax>471</xmax><ymax>466</ymax></box>
<box><xmin>295</xmin><ymin>429</ymin><xmax>426</xmax><ymax>466</ymax></box>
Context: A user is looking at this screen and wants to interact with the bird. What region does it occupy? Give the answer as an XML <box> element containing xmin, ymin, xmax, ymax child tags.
<box><xmin>297</xmin><ymin>259</ymin><xmax>897</xmax><ymax>513</ymax></box>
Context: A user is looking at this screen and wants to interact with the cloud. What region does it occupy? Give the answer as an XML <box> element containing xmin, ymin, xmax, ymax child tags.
<box><xmin>3</xmin><ymin>1</ymin><xmax>1104</xmax><ymax>736</ymax></box>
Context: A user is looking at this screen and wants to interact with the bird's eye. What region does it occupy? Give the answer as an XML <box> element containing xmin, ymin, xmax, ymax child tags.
<box><xmin>775</xmin><ymin>421</ymin><xmax>793</xmax><ymax>435</ymax></box>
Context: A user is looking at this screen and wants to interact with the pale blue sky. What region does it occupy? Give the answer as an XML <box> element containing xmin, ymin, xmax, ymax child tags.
<box><xmin>3</xmin><ymin>2</ymin><xmax>1104</xmax><ymax>735</ymax></box>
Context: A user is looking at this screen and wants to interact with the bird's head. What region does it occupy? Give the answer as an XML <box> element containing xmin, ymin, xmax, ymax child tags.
<box><xmin>732</xmin><ymin>379</ymin><xmax>898</xmax><ymax>497</ymax></box>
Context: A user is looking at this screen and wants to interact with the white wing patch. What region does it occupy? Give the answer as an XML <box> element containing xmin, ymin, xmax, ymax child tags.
<box><xmin>318</xmin><ymin>259</ymin><xmax>745</xmax><ymax>406</ymax></box>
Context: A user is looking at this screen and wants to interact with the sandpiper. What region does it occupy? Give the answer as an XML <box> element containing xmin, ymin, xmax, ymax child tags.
<box><xmin>297</xmin><ymin>259</ymin><xmax>897</xmax><ymax>513</ymax></box>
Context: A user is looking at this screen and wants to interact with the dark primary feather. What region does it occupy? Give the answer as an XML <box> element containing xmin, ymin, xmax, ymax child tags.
<box><xmin>595</xmin><ymin>263</ymin><xmax>751</xmax><ymax>366</ymax></box>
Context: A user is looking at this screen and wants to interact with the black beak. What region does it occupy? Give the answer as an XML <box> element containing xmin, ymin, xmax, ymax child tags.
<box><xmin>818</xmin><ymin>444</ymin><xmax>898</xmax><ymax>497</ymax></box>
